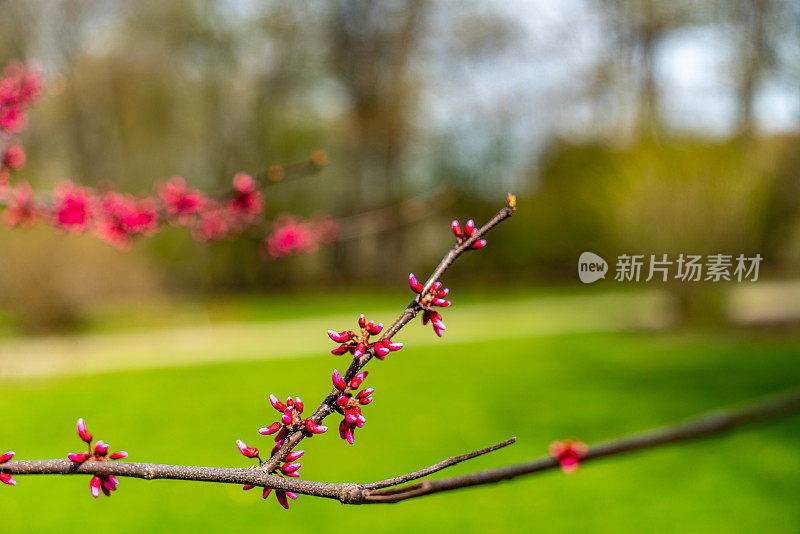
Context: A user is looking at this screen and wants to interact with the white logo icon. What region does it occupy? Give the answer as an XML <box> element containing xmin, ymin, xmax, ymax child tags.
<box><xmin>578</xmin><ymin>252</ymin><xmax>608</xmax><ymax>284</ymax></box>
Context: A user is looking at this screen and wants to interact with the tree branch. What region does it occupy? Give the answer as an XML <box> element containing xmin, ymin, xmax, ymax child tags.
<box><xmin>360</xmin><ymin>387</ymin><xmax>800</xmax><ymax>503</ymax></box>
<box><xmin>3</xmin><ymin>388</ymin><xmax>798</xmax><ymax>504</ymax></box>
<box><xmin>261</xmin><ymin>198</ymin><xmax>517</xmax><ymax>472</ymax></box>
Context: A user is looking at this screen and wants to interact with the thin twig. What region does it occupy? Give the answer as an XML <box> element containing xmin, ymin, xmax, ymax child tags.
<box><xmin>362</xmin><ymin>437</ymin><xmax>517</xmax><ymax>490</ymax></box>
<box><xmin>256</xmin><ymin>149</ymin><xmax>328</xmax><ymax>185</ymax></box>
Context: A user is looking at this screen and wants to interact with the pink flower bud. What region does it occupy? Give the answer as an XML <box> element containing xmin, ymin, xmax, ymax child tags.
<box><xmin>375</xmin><ymin>344</ymin><xmax>390</xmax><ymax>357</ymax></box>
<box><xmin>295</xmin><ymin>397</ymin><xmax>304</xmax><ymax>413</ymax></box>
<box><xmin>384</xmin><ymin>339</ymin><xmax>404</xmax><ymax>351</ymax></box>
<box><xmin>357</xmin><ymin>388</ymin><xmax>374</xmax><ymax>399</ymax></box>
<box><xmin>345</xmin><ymin>412</ymin><xmax>358</xmax><ymax>424</ymax></box>
<box><xmin>94</xmin><ymin>440</ymin><xmax>110</xmax><ymax>456</ymax></box>
<box><xmin>102</xmin><ymin>477</ymin><xmax>117</xmax><ymax>493</ymax></box>
<box><xmin>549</xmin><ymin>439</ymin><xmax>588</xmax><ymax>474</ymax></box>
<box><xmin>259</xmin><ymin>422</ymin><xmax>281</xmax><ymax>435</ymax></box>
<box><xmin>349</xmin><ymin>371</ymin><xmax>368</xmax><ymax>390</ymax></box>
<box><xmin>110</xmin><ymin>451</ymin><xmax>128</xmax><ymax>460</ymax></box>
<box><xmin>262</xmin><ymin>487</ymin><xmax>272</xmax><ymax>499</ymax></box>
<box><xmin>337</xmin><ymin>395</ymin><xmax>348</xmax><ymax>406</ymax></box>
<box><xmin>243</xmin><ymin>484</ymin><xmax>256</xmax><ymax>490</ymax></box>
<box><xmin>430</xmin><ymin>311</ymin><xmax>447</xmax><ymax>336</ymax></box>
<box><xmin>332</xmin><ymin>369</ymin><xmax>347</xmax><ymax>390</ymax></box>
<box><xmin>339</xmin><ymin>421</ymin><xmax>347</xmax><ymax>439</ymax></box>
<box><xmin>3</xmin><ymin>145</ymin><xmax>25</xmax><ymax>171</ymax></box>
<box><xmin>344</xmin><ymin>425</ymin><xmax>355</xmax><ymax>445</ymax></box>
<box><xmin>409</xmin><ymin>272</ymin><xmax>424</xmax><ymax>293</ymax></box>
<box><xmin>451</xmin><ymin>220</ymin><xmax>463</xmax><ymax>238</ymax></box>
<box><xmin>90</xmin><ymin>476</ymin><xmax>102</xmax><ymax>498</ymax></box>
<box><xmin>281</xmin><ymin>462</ymin><xmax>301</xmax><ymax>473</ymax></box>
<box><xmin>77</xmin><ymin>418</ymin><xmax>92</xmax><ymax>443</ymax></box>
<box><xmin>432</xmin><ymin>298</ymin><xmax>451</xmax><ymax>307</ymax></box>
<box><xmin>286</xmin><ymin>491</ymin><xmax>298</xmax><ymax>500</ymax></box>
<box><xmin>359</xmin><ymin>396</ymin><xmax>373</xmax><ymax>405</ymax></box>
<box><xmin>286</xmin><ymin>396</ymin><xmax>294</xmax><ymax>407</ymax></box>
<box><xmin>274</xmin><ymin>428</ymin><xmax>287</xmax><ymax>442</ymax></box>
<box><xmin>471</xmin><ymin>239</ymin><xmax>487</xmax><ymax>249</ymax></box>
<box><xmin>353</xmin><ymin>342</ymin><xmax>366</xmax><ymax>359</ymax></box>
<box><xmin>275</xmin><ymin>490</ymin><xmax>290</xmax><ymax>509</ymax></box>
<box><xmin>284</xmin><ymin>471</ymin><xmax>300</xmax><ymax>478</ymax></box>
<box><xmin>68</xmin><ymin>452</ymin><xmax>90</xmax><ymax>463</ymax></box>
<box><xmin>0</xmin><ymin>451</ymin><xmax>14</xmax><ymax>463</ymax></box>
<box><xmin>0</xmin><ymin>472</ymin><xmax>16</xmax><ymax>486</ymax></box>
<box><xmin>281</xmin><ymin>414</ymin><xmax>292</xmax><ymax>425</ymax></box>
<box><xmin>559</xmin><ymin>456</ymin><xmax>580</xmax><ymax>474</ymax></box>
<box><xmin>327</xmin><ymin>329</ymin><xmax>352</xmax><ymax>343</ymax></box>
<box><xmin>269</xmin><ymin>394</ymin><xmax>286</xmax><ymax>412</ymax></box>
<box><xmin>367</xmin><ymin>322</ymin><xmax>383</xmax><ymax>335</ymax></box>
<box><xmin>432</xmin><ymin>281</ymin><xmax>442</xmax><ymax>291</ymax></box>
<box><xmin>439</xmin><ymin>287</ymin><xmax>449</xmax><ymax>297</ymax></box>
<box><xmin>331</xmin><ymin>344</ymin><xmax>349</xmax><ymax>356</ymax></box>
<box><xmin>285</xmin><ymin>450</ymin><xmax>305</xmax><ymax>461</ymax></box>
<box><xmin>358</xmin><ymin>314</ymin><xmax>366</xmax><ymax>328</ymax></box>
<box><xmin>465</xmin><ymin>219</ymin><xmax>475</xmax><ymax>235</ymax></box>
<box><xmin>305</xmin><ymin>420</ymin><xmax>327</xmax><ymax>434</ymax></box>
<box><xmin>236</xmin><ymin>439</ymin><xmax>259</xmax><ymax>458</ymax></box>
<box><xmin>357</xmin><ymin>412</ymin><xmax>367</xmax><ymax>424</ymax></box>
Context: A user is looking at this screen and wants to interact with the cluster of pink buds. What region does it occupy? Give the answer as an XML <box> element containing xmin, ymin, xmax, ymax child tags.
<box><xmin>158</xmin><ymin>175</ymin><xmax>206</xmax><ymax>225</ymax></box>
<box><xmin>3</xmin><ymin>181</ymin><xmax>38</xmax><ymax>227</ymax></box>
<box><xmin>409</xmin><ymin>273</ymin><xmax>451</xmax><ymax>337</ymax></box>
<box><xmin>2</xmin><ymin>145</ymin><xmax>24</xmax><ymax>174</ymax></box>
<box><xmin>52</xmin><ymin>181</ymin><xmax>95</xmax><ymax>233</ymax></box>
<box><xmin>0</xmin><ymin>62</ymin><xmax>41</xmax><ymax>182</ymax></box>
<box><xmin>332</xmin><ymin>370</ymin><xmax>372</xmax><ymax>444</ymax></box>
<box><xmin>0</xmin><ymin>172</ymin><xmax>276</xmax><ymax>249</ymax></box>
<box><xmin>243</xmin><ymin>481</ymin><xmax>299</xmax><ymax>509</ymax></box>
<box><xmin>451</xmin><ymin>219</ymin><xmax>486</xmax><ymax>249</ymax></box>
<box><xmin>227</xmin><ymin>172</ymin><xmax>264</xmax><ymax>225</ymax></box>
<box><xmin>0</xmin><ymin>451</ymin><xmax>15</xmax><ymax>486</ymax></box>
<box><xmin>260</xmin><ymin>213</ymin><xmax>338</xmax><ymax>260</ymax></box>
<box><xmin>238</xmin><ymin>420</ymin><xmax>308</xmax><ymax>509</ymax></box>
<box><xmin>240</xmin><ymin>439</ymin><xmax>304</xmax><ymax>508</ymax></box>
<box><xmin>67</xmin><ymin>418</ymin><xmax>128</xmax><ymax>498</ymax></box>
<box><xmin>0</xmin><ymin>62</ymin><xmax>41</xmax><ymax>135</ymax></box>
<box><xmin>259</xmin><ymin>395</ymin><xmax>327</xmax><ymax>444</ymax></box>
<box><xmin>328</xmin><ymin>314</ymin><xmax>403</xmax><ymax>360</ymax></box>
<box><xmin>95</xmin><ymin>191</ymin><xmax>159</xmax><ymax>249</ymax></box>
<box><xmin>549</xmin><ymin>439</ymin><xmax>588</xmax><ymax>474</ymax></box>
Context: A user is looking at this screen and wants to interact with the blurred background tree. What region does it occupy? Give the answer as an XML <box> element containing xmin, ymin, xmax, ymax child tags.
<box><xmin>0</xmin><ymin>0</ymin><xmax>798</xmax><ymax>330</ymax></box>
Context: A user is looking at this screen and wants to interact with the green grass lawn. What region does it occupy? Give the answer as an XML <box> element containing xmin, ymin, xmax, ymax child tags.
<box><xmin>1</xmin><ymin>328</ymin><xmax>799</xmax><ymax>533</ymax></box>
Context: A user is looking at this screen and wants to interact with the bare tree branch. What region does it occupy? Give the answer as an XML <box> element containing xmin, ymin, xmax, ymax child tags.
<box><xmin>3</xmin><ymin>388</ymin><xmax>798</xmax><ymax>504</ymax></box>
<box><xmin>361</xmin><ymin>437</ymin><xmax>517</xmax><ymax>491</ymax></box>
<box><xmin>360</xmin><ymin>388</ymin><xmax>800</xmax><ymax>503</ymax></box>
<box><xmin>261</xmin><ymin>198</ymin><xmax>517</xmax><ymax>472</ymax></box>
